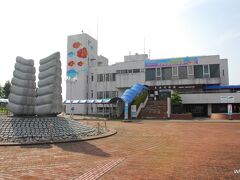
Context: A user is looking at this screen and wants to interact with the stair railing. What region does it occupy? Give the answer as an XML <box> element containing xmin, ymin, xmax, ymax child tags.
<box><xmin>136</xmin><ymin>95</ymin><xmax>149</xmax><ymax>118</ymax></box>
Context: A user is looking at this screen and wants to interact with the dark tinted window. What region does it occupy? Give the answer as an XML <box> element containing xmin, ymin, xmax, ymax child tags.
<box><xmin>128</xmin><ymin>69</ymin><xmax>133</xmax><ymax>73</ymax></box>
<box><xmin>133</xmin><ymin>69</ymin><xmax>140</xmax><ymax>73</ymax></box>
<box><xmin>145</xmin><ymin>68</ymin><xmax>156</xmax><ymax>81</ymax></box>
<box><xmin>194</xmin><ymin>65</ymin><xmax>203</xmax><ymax>78</ymax></box>
<box><xmin>210</xmin><ymin>64</ymin><xmax>220</xmax><ymax>78</ymax></box>
<box><xmin>120</xmin><ymin>69</ymin><xmax>128</xmax><ymax>74</ymax></box>
<box><xmin>178</xmin><ymin>66</ymin><xmax>187</xmax><ymax>79</ymax></box>
<box><xmin>112</xmin><ymin>73</ymin><xmax>116</xmax><ymax>81</ymax></box>
<box><xmin>162</xmin><ymin>67</ymin><xmax>172</xmax><ymax>80</ymax></box>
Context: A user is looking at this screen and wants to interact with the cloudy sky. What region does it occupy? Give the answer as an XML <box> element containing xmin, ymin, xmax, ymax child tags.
<box><xmin>0</xmin><ymin>0</ymin><xmax>239</xmax><ymax>98</ymax></box>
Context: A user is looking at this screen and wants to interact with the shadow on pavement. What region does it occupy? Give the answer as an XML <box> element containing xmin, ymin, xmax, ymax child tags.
<box><xmin>57</xmin><ymin>141</ymin><xmax>111</xmax><ymax>157</ymax></box>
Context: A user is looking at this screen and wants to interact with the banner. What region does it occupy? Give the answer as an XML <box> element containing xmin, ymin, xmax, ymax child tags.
<box><xmin>144</xmin><ymin>57</ymin><xmax>199</xmax><ymax>68</ymax></box>
<box><xmin>131</xmin><ymin>105</ymin><xmax>137</xmax><ymax>118</ymax></box>
<box><xmin>124</xmin><ymin>103</ymin><xmax>129</xmax><ymax>120</ymax></box>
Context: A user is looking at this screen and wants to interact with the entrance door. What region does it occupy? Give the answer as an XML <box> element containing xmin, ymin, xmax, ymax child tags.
<box><xmin>187</xmin><ymin>104</ymin><xmax>208</xmax><ymax>117</ymax></box>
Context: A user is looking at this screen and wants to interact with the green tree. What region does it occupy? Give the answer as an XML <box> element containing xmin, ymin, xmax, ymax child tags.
<box><xmin>171</xmin><ymin>91</ymin><xmax>182</xmax><ymax>105</ymax></box>
<box><xmin>2</xmin><ymin>81</ymin><xmax>11</xmax><ymax>99</ymax></box>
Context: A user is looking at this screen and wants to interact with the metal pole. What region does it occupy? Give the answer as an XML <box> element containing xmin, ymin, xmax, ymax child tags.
<box><xmin>70</xmin><ymin>80</ymin><xmax>73</xmax><ymax>119</ymax></box>
<box><xmin>97</xmin><ymin>122</ymin><xmax>100</xmax><ymax>135</ymax></box>
<box><xmin>104</xmin><ymin>119</ymin><xmax>107</xmax><ymax>130</ymax></box>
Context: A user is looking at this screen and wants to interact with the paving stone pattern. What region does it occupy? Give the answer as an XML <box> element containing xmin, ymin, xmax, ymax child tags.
<box><xmin>0</xmin><ymin>116</ymin><xmax>105</xmax><ymax>144</ymax></box>
<box><xmin>0</xmin><ymin>119</ymin><xmax>240</xmax><ymax>179</ymax></box>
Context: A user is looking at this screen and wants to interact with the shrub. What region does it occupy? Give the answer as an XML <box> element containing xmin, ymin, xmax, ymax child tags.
<box><xmin>132</xmin><ymin>91</ymin><xmax>148</xmax><ymax>109</ymax></box>
<box><xmin>171</xmin><ymin>91</ymin><xmax>182</xmax><ymax>105</ymax></box>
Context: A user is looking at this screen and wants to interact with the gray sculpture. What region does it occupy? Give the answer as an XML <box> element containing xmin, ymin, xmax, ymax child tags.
<box><xmin>8</xmin><ymin>52</ymin><xmax>62</xmax><ymax>116</ymax></box>
<box><xmin>35</xmin><ymin>52</ymin><xmax>62</xmax><ymax>115</ymax></box>
<box><xmin>1</xmin><ymin>52</ymin><xmax>109</xmax><ymax>145</ymax></box>
<box><xmin>7</xmin><ymin>57</ymin><xmax>36</xmax><ymax>116</ymax></box>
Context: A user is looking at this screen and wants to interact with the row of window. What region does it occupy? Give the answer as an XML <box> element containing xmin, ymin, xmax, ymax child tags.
<box><xmin>116</xmin><ymin>68</ymin><xmax>144</xmax><ymax>74</ymax></box>
<box><xmin>145</xmin><ymin>64</ymin><xmax>221</xmax><ymax>81</ymax></box>
<box><xmin>96</xmin><ymin>91</ymin><xmax>118</xmax><ymax>99</ymax></box>
<box><xmin>97</xmin><ymin>73</ymin><xmax>116</xmax><ymax>82</ymax></box>
<box><xmin>96</xmin><ymin>69</ymin><xmax>142</xmax><ymax>82</ymax></box>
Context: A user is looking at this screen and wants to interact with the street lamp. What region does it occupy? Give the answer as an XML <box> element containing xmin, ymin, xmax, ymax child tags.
<box><xmin>67</xmin><ymin>77</ymin><xmax>77</xmax><ymax>119</ymax></box>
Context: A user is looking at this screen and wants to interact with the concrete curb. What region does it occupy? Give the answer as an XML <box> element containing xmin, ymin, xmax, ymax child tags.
<box><xmin>0</xmin><ymin>129</ymin><xmax>117</xmax><ymax>146</ymax></box>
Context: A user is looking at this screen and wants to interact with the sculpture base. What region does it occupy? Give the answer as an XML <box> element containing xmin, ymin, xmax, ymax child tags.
<box><xmin>0</xmin><ymin>116</ymin><xmax>115</xmax><ymax>145</ymax></box>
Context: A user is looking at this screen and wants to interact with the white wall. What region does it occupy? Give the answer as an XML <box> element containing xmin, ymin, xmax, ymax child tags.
<box><xmin>180</xmin><ymin>92</ymin><xmax>240</xmax><ymax>104</ymax></box>
<box><xmin>65</xmin><ymin>33</ymin><xmax>231</xmax><ymax>115</ymax></box>
<box><xmin>66</xmin><ymin>33</ymin><xmax>98</xmax><ymax>114</ymax></box>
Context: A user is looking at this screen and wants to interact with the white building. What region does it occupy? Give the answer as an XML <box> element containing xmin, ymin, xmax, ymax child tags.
<box><xmin>66</xmin><ymin>33</ymin><xmax>240</xmax><ymax>117</ymax></box>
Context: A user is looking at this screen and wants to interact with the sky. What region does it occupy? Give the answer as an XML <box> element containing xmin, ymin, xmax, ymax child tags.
<box><xmin>0</xmin><ymin>0</ymin><xmax>239</xmax><ymax>98</ymax></box>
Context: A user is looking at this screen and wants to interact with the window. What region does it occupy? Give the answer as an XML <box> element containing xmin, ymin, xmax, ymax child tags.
<box><xmin>97</xmin><ymin>107</ymin><xmax>103</xmax><ymax>113</ymax></box>
<box><xmin>112</xmin><ymin>73</ymin><xmax>116</xmax><ymax>81</ymax></box>
<box><xmin>187</xmin><ymin>66</ymin><xmax>194</xmax><ymax>75</ymax></box>
<box><xmin>97</xmin><ymin>62</ymin><xmax>102</xmax><ymax>66</ymax></box>
<box><xmin>91</xmin><ymin>73</ymin><xmax>94</xmax><ymax>81</ymax></box>
<box><xmin>162</xmin><ymin>67</ymin><xmax>172</xmax><ymax>80</ymax></box>
<box><xmin>105</xmin><ymin>73</ymin><xmax>110</xmax><ymax>81</ymax></box>
<box><xmin>145</xmin><ymin>68</ymin><xmax>156</xmax><ymax>81</ymax></box>
<box><xmin>120</xmin><ymin>69</ymin><xmax>128</xmax><ymax>74</ymax></box>
<box><xmin>97</xmin><ymin>74</ymin><xmax>104</xmax><ymax>82</ymax></box>
<box><xmin>203</xmin><ymin>65</ymin><xmax>209</xmax><ymax>74</ymax></box>
<box><xmin>203</xmin><ymin>65</ymin><xmax>210</xmax><ymax>78</ymax></box>
<box><xmin>133</xmin><ymin>69</ymin><xmax>140</xmax><ymax>73</ymax></box>
<box><xmin>156</xmin><ymin>68</ymin><xmax>161</xmax><ymax>77</ymax></box>
<box><xmin>110</xmin><ymin>91</ymin><xmax>118</xmax><ymax>98</ymax></box>
<box><xmin>91</xmin><ymin>90</ymin><xmax>93</xmax><ymax>98</ymax></box>
<box><xmin>97</xmin><ymin>91</ymin><xmax>104</xmax><ymax>99</ymax></box>
<box><xmin>90</xmin><ymin>59</ymin><xmax>96</xmax><ymax>66</ymax></box>
<box><xmin>178</xmin><ymin>66</ymin><xmax>187</xmax><ymax>79</ymax></box>
<box><xmin>212</xmin><ymin>104</ymin><xmax>227</xmax><ymax>113</ymax></box>
<box><xmin>116</xmin><ymin>70</ymin><xmax>121</xmax><ymax>74</ymax></box>
<box><xmin>194</xmin><ymin>65</ymin><xmax>203</xmax><ymax>78</ymax></box>
<box><xmin>210</xmin><ymin>64</ymin><xmax>220</xmax><ymax>78</ymax></box>
<box><xmin>172</xmin><ymin>67</ymin><xmax>178</xmax><ymax>77</ymax></box>
<box><xmin>128</xmin><ymin>69</ymin><xmax>133</xmax><ymax>73</ymax></box>
<box><xmin>105</xmin><ymin>91</ymin><xmax>110</xmax><ymax>98</ymax></box>
<box><xmin>156</xmin><ymin>68</ymin><xmax>161</xmax><ymax>80</ymax></box>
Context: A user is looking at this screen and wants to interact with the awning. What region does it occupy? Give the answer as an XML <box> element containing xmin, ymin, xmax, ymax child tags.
<box><xmin>0</xmin><ymin>99</ymin><xmax>8</xmax><ymax>103</ymax></box>
<box><xmin>121</xmin><ymin>83</ymin><xmax>147</xmax><ymax>104</ymax></box>
<box><xmin>63</xmin><ymin>98</ymin><xmax>112</xmax><ymax>104</ymax></box>
<box><xmin>206</xmin><ymin>85</ymin><xmax>240</xmax><ymax>90</ymax></box>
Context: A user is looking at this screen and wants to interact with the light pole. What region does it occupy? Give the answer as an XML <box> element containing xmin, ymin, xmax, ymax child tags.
<box><xmin>67</xmin><ymin>77</ymin><xmax>77</xmax><ymax>119</ymax></box>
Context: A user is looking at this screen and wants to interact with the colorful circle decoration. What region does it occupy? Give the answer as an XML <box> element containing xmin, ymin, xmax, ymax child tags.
<box><xmin>77</xmin><ymin>61</ymin><xmax>84</xmax><ymax>66</ymax></box>
<box><xmin>77</xmin><ymin>47</ymin><xmax>88</xmax><ymax>58</ymax></box>
<box><xmin>67</xmin><ymin>69</ymin><xmax>78</xmax><ymax>79</ymax></box>
<box><xmin>73</xmin><ymin>41</ymin><xmax>81</xmax><ymax>49</ymax></box>
<box><xmin>68</xmin><ymin>51</ymin><xmax>75</xmax><ymax>58</ymax></box>
<box><xmin>68</xmin><ymin>60</ymin><xmax>75</xmax><ymax>67</ymax></box>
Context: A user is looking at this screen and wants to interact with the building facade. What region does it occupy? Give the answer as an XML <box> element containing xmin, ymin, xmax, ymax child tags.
<box><xmin>66</xmin><ymin>33</ymin><xmax>240</xmax><ymax>117</ymax></box>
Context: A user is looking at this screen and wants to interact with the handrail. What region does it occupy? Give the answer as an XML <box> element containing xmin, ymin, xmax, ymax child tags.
<box><xmin>136</xmin><ymin>96</ymin><xmax>148</xmax><ymax>118</ymax></box>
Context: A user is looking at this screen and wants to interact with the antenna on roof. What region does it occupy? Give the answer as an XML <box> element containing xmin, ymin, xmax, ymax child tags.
<box><xmin>97</xmin><ymin>16</ymin><xmax>99</xmax><ymax>41</ymax></box>
<box><xmin>144</xmin><ymin>35</ymin><xmax>146</xmax><ymax>54</ymax></box>
<box><xmin>149</xmin><ymin>49</ymin><xmax>151</xmax><ymax>59</ymax></box>
<box><xmin>96</xmin><ymin>16</ymin><xmax>99</xmax><ymax>55</ymax></box>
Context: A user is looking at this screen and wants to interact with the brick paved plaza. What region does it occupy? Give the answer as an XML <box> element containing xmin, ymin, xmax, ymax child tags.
<box><xmin>0</xmin><ymin>119</ymin><xmax>240</xmax><ymax>179</ymax></box>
